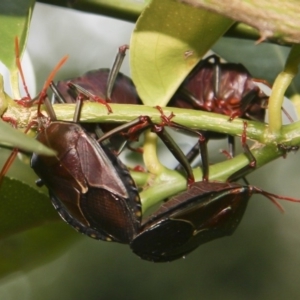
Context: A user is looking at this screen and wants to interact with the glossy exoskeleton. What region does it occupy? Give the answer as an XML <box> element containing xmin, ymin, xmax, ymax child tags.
<box><xmin>170</xmin><ymin>55</ymin><xmax>268</xmax><ymax>163</ymax></box>
<box><xmin>55</xmin><ymin>69</ymin><xmax>140</xmax><ymax>106</ymax></box>
<box><xmin>4</xmin><ymin>48</ymin><xmax>299</xmax><ymax>262</ymax></box>
<box><xmin>31</xmin><ymin>92</ymin><xmax>142</xmax><ymax>243</ymax></box>
<box><xmin>2</xmin><ymin>45</ymin><xmax>140</xmax><ymax>243</ymax></box>
<box><xmin>54</xmin><ymin>53</ymin><xmax>267</xmax><ymax>160</ymax></box>
<box><xmin>52</xmin><ymin>45</ymin><xmax>141</xmax><ymax>150</ymax></box>
<box><xmin>171</xmin><ymin>55</ymin><xmax>267</xmax><ymax>121</ymax></box>
<box><xmin>128</xmin><ymin>114</ymin><xmax>300</xmax><ymax>262</ymax></box>
<box><xmin>26</xmin><ymin>53</ymin><xmax>143</xmax><ymax>243</ymax></box>
<box><xmin>5</xmin><ymin>36</ymin><xmax>300</xmax><ymax>264</ymax></box>
<box><xmin>33</xmin><ymin>78</ymin><xmax>208</xmax><ymax>244</ymax></box>
<box><xmin>131</xmin><ymin>181</ymin><xmax>250</xmax><ymax>262</ymax></box>
<box><xmin>45</xmin><ymin>57</ymin><xmax>284</xmax><ymax>261</ymax></box>
<box><xmin>130</xmin><ymin>167</ymin><xmax>300</xmax><ymax>263</ymax></box>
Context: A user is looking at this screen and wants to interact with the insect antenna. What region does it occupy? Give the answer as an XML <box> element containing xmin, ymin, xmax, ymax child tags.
<box><xmin>252</xmin><ymin>186</ymin><xmax>300</xmax><ymax>213</ymax></box>
<box><xmin>37</xmin><ymin>55</ymin><xmax>68</xmax><ymax>117</ymax></box>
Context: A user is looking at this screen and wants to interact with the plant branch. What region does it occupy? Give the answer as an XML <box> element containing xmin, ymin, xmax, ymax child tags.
<box><xmin>143</xmin><ymin>130</ymin><xmax>166</xmax><ymax>175</ymax></box>
<box><xmin>3</xmin><ymin>98</ymin><xmax>300</xmax><ymax>214</ymax></box>
<box><xmin>268</xmin><ymin>72</ymin><xmax>293</xmax><ymax>134</ymax></box>
<box><xmin>140</xmin><ymin>141</ymin><xmax>285</xmax><ymax>212</ymax></box>
<box><xmin>4</xmin><ymin>101</ymin><xmax>300</xmax><ymax>146</ymax></box>
<box><xmin>180</xmin><ymin>0</ymin><xmax>300</xmax><ymax>44</ymax></box>
<box><xmin>37</xmin><ymin>0</ymin><xmax>294</xmax><ymax>46</ymax></box>
<box><xmin>268</xmin><ymin>45</ymin><xmax>300</xmax><ymax>134</ymax></box>
<box><xmin>37</xmin><ymin>0</ymin><xmax>148</xmax><ymax>22</ymax></box>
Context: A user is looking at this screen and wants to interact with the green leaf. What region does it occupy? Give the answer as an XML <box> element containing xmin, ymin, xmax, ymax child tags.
<box><xmin>0</xmin><ymin>146</ymin><xmax>44</xmax><ymax>191</ymax></box>
<box><xmin>0</xmin><ymin>0</ymin><xmax>35</xmax><ymax>70</ymax></box>
<box><xmin>0</xmin><ymin>145</ymin><xmax>58</xmax><ymax>238</ymax></box>
<box><xmin>0</xmin><ymin>0</ymin><xmax>35</xmax><ymax>98</ymax></box>
<box><xmin>0</xmin><ymin>176</ymin><xmax>60</xmax><ymax>239</ymax></box>
<box><xmin>130</xmin><ymin>0</ymin><xmax>233</xmax><ymax>106</ymax></box>
<box><xmin>0</xmin><ymin>119</ymin><xmax>56</xmax><ymax>155</ymax></box>
<box><xmin>0</xmin><ymin>222</ymin><xmax>80</xmax><ymax>279</ymax></box>
<box><xmin>0</xmin><ymin>149</ymin><xmax>79</xmax><ymax>278</ymax></box>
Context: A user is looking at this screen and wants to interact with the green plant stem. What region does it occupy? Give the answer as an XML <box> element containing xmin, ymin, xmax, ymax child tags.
<box><xmin>52</xmin><ymin>102</ymin><xmax>268</xmax><ymax>140</ymax></box>
<box><xmin>130</xmin><ymin>170</ymin><xmax>151</xmax><ymax>187</ymax></box>
<box><xmin>226</xmin><ymin>23</ymin><xmax>291</xmax><ymax>46</ymax></box>
<box><xmin>140</xmin><ymin>142</ymin><xmax>283</xmax><ymax>213</ymax></box>
<box><xmin>3</xmin><ymin>100</ymin><xmax>300</xmax><ymax>214</ymax></box>
<box><xmin>37</xmin><ymin>0</ymin><xmax>148</xmax><ymax>22</ymax></box>
<box><xmin>4</xmin><ymin>101</ymin><xmax>300</xmax><ymax>146</ymax></box>
<box><xmin>180</xmin><ymin>0</ymin><xmax>300</xmax><ymax>44</ymax></box>
<box><xmin>36</xmin><ymin>0</ymin><xmax>294</xmax><ymax>47</ymax></box>
<box><xmin>284</xmin><ymin>44</ymin><xmax>300</xmax><ymax>74</ymax></box>
<box><xmin>268</xmin><ymin>44</ymin><xmax>300</xmax><ymax>134</ymax></box>
<box><xmin>268</xmin><ymin>71</ymin><xmax>293</xmax><ymax>134</ymax></box>
<box><xmin>143</xmin><ymin>130</ymin><xmax>166</xmax><ymax>175</ymax></box>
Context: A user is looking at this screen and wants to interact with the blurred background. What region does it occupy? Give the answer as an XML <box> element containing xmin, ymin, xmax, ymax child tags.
<box><xmin>0</xmin><ymin>2</ymin><xmax>300</xmax><ymax>299</ymax></box>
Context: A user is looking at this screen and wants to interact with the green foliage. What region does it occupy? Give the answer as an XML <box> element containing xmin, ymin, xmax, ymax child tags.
<box><xmin>0</xmin><ymin>0</ymin><xmax>34</xmax><ymax>70</ymax></box>
<box><xmin>0</xmin><ymin>0</ymin><xmax>300</xmax><ymax>280</ymax></box>
<box><xmin>0</xmin><ymin>0</ymin><xmax>35</xmax><ymax>99</ymax></box>
<box><xmin>0</xmin><ymin>177</ymin><xmax>58</xmax><ymax>239</ymax></box>
<box><xmin>0</xmin><ymin>119</ymin><xmax>55</xmax><ymax>155</ymax></box>
<box><xmin>130</xmin><ymin>0</ymin><xmax>233</xmax><ymax>106</ymax></box>
<box><xmin>0</xmin><ymin>222</ymin><xmax>80</xmax><ymax>278</ymax></box>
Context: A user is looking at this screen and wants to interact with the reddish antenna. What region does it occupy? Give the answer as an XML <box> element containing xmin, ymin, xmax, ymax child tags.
<box><xmin>37</xmin><ymin>55</ymin><xmax>68</xmax><ymax>116</ymax></box>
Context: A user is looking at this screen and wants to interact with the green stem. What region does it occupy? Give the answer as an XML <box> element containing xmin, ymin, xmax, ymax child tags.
<box><xmin>37</xmin><ymin>0</ymin><xmax>295</xmax><ymax>46</ymax></box>
<box><xmin>130</xmin><ymin>170</ymin><xmax>150</xmax><ymax>187</ymax></box>
<box><xmin>268</xmin><ymin>71</ymin><xmax>293</xmax><ymax>134</ymax></box>
<box><xmin>268</xmin><ymin>44</ymin><xmax>300</xmax><ymax>134</ymax></box>
<box><xmin>52</xmin><ymin>103</ymin><xmax>267</xmax><ymax>141</ymax></box>
<box><xmin>140</xmin><ymin>142</ymin><xmax>283</xmax><ymax>213</ymax></box>
<box><xmin>143</xmin><ymin>130</ymin><xmax>166</xmax><ymax>175</ymax></box>
<box><xmin>5</xmin><ymin>101</ymin><xmax>300</xmax><ymax>145</ymax></box>
<box><xmin>180</xmin><ymin>0</ymin><xmax>300</xmax><ymax>44</ymax></box>
<box><xmin>37</xmin><ymin>0</ymin><xmax>148</xmax><ymax>22</ymax></box>
<box><xmin>284</xmin><ymin>44</ymin><xmax>300</xmax><ymax>74</ymax></box>
<box><xmin>3</xmin><ymin>100</ymin><xmax>300</xmax><ymax>214</ymax></box>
